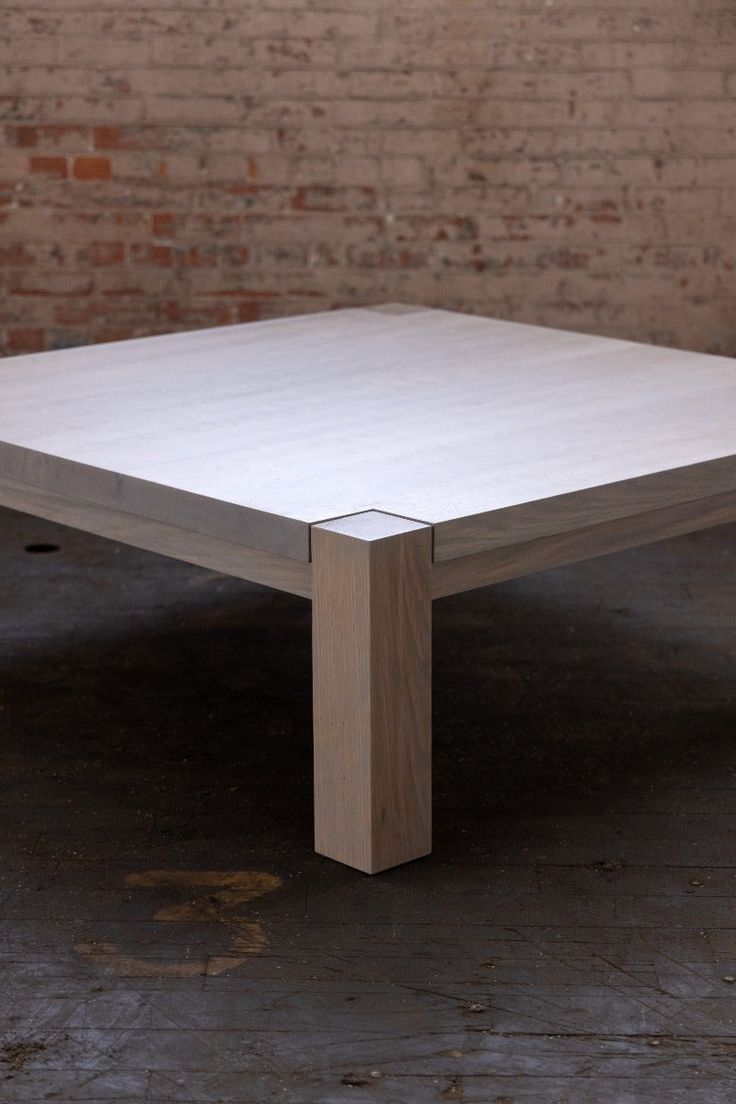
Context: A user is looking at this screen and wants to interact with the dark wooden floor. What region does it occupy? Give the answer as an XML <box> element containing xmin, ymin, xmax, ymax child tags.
<box><xmin>1</xmin><ymin>505</ymin><xmax>735</xmax><ymax>1102</ymax></box>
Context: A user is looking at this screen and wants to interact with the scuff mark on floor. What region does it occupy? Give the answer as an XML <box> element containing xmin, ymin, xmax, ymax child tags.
<box><xmin>0</xmin><ymin>1039</ymin><xmax>46</xmax><ymax>1075</ymax></box>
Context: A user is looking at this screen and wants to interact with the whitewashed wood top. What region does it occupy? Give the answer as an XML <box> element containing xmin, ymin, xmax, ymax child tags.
<box><xmin>1</xmin><ymin>304</ymin><xmax>736</xmax><ymax>562</ymax></box>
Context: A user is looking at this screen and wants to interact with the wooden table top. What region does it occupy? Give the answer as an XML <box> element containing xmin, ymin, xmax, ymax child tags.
<box><xmin>2</xmin><ymin>303</ymin><xmax>735</xmax><ymax>563</ymax></box>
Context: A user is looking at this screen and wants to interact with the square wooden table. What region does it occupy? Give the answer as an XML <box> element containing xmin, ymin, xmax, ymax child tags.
<box><xmin>2</xmin><ymin>303</ymin><xmax>736</xmax><ymax>872</ymax></box>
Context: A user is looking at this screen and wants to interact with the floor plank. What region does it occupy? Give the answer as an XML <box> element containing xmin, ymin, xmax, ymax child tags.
<box><xmin>1</xmin><ymin>506</ymin><xmax>735</xmax><ymax>1102</ymax></box>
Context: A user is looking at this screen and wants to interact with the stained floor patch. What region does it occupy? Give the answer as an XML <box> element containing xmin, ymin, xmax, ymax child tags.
<box><xmin>74</xmin><ymin>869</ymin><xmax>282</xmax><ymax>977</ymax></box>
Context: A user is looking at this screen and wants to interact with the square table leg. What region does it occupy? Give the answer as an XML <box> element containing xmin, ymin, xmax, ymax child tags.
<box><xmin>311</xmin><ymin>511</ymin><xmax>432</xmax><ymax>873</ymax></box>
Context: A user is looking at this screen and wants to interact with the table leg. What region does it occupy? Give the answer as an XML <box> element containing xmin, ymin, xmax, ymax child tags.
<box><xmin>311</xmin><ymin>511</ymin><xmax>432</xmax><ymax>873</ymax></box>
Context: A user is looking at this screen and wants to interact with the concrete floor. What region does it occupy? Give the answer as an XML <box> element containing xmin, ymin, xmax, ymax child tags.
<box><xmin>1</xmin><ymin>504</ymin><xmax>736</xmax><ymax>1102</ymax></box>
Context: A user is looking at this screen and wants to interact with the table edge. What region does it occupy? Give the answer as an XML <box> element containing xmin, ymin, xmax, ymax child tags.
<box><xmin>0</xmin><ymin>441</ymin><xmax>311</xmax><ymax>562</ymax></box>
<box><xmin>432</xmin><ymin>455</ymin><xmax>736</xmax><ymax>561</ymax></box>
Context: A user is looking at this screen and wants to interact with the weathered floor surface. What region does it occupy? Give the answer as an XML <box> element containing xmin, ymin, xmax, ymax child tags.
<box><xmin>1</xmin><ymin>504</ymin><xmax>735</xmax><ymax>1103</ymax></box>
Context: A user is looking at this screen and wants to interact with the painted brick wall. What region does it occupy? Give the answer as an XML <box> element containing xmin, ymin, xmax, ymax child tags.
<box><xmin>1</xmin><ymin>1</ymin><xmax>735</xmax><ymax>357</ymax></box>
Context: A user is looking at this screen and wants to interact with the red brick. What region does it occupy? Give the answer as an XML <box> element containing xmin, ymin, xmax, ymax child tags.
<box><xmin>94</xmin><ymin>126</ymin><xmax>122</xmax><ymax>149</ymax></box>
<box><xmin>161</xmin><ymin>300</ymin><xmax>235</xmax><ymax>326</ymax></box>
<box><xmin>176</xmin><ymin>246</ymin><xmax>219</xmax><ymax>268</ymax></box>
<box><xmin>84</xmin><ymin>242</ymin><xmax>126</xmax><ymax>266</ymax></box>
<box><xmin>290</xmin><ymin>186</ymin><xmax>376</xmax><ymax>212</ymax></box>
<box><xmin>129</xmin><ymin>243</ymin><xmax>172</xmax><ymax>266</ymax></box>
<box><xmin>222</xmin><ymin>246</ymin><xmax>250</xmax><ymax>266</ymax></box>
<box><xmin>25</xmin><ymin>125</ymin><xmax>90</xmax><ymax>149</ymax></box>
<box><xmin>93</xmin><ymin>327</ymin><xmax>136</xmax><ymax>344</ymax></box>
<box><xmin>0</xmin><ymin>244</ymin><xmax>36</xmax><ymax>265</ymax></box>
<box><xmin>72</xmin><ymin>156</ymin><xmax>111</xmax><ymax>181</ymax></box>
<box><xmin>29</xmin><ymin>156</ymin><xmax>67</xmax><ymax>178</ymax></box>
<box><xmin>237</xmin><ymin>302</ymin><xmax>264</xmax><ymax>323</ymax></box>
<box><xmin>15</xmin><ymin>125</ymin><xmax>40</xmax><ymax>148</ymax></box>
<box><xmin>54</xmin><ymin>302</ymin><xmax>96</xmax><ymax>325</ymax></box>
<box><xmin>7</xmin><ymin>327</ymin><xmax>45</xmax><ymax>353</ymax></box>
<box><xmin>152</xmin><ymin>212</ymin><xmax>175</xmax><ymax>238</ymax></box>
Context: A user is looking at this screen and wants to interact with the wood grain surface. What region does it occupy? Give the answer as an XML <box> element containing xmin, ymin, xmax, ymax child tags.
<box><xmin>0</xmin><ymin>474</ymin><xmax>311</xmax><ymax>598</ymax></box>
<box><xmin>2</xmin><ymin>305</ymin><xmax>735</xmax><ymax>565</ymax></box>
<box><xmin>312</xmin><ymin>511</ymin><xmax>432</xmax><ymax>873</ymax></box>
<box><xmin>432</xmin><ymin>487</ymin><xmax>736</xmax><ymax>598</ymax></box>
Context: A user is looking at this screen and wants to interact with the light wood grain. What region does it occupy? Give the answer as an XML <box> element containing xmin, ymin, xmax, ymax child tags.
<box><xmin>433</xmin><ymin>456</ymin><xmax>736</xmax><ymax>563</ymax></box>
<box><xmin>2</xmin><ymin>305</ymin><xmax>735</xmax><ymax>564</ymax></box>
<box><xmin>312</xmin><ymin>511</ymin><xmax>432</xmax><ymax>874</ymax></box>
<box><xmin>0</xmin><ymin>441</ymin><xmax>310</xmax><ymax>561</ymax></box>
<box><xmin>0</xmin><ymin>475</ymin><xmax>311</xmax><ymax>598</ymax></box>
<box><xmin>432</xmin><ymin>488</ymin><xmax>736</xmax><ymax>598</ymax></box>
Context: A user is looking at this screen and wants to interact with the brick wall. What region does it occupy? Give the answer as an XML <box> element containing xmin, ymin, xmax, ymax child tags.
<box><xmin>1</xmin><ymin>1</ymin><xmax>735</xmax><ymax>357</ymax></box>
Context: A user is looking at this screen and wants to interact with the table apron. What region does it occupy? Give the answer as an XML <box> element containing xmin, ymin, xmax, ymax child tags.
<box><xmin>0</xmin><ymin>474</ymin><xmax>312</xmax><ymax>599</ymax></box>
